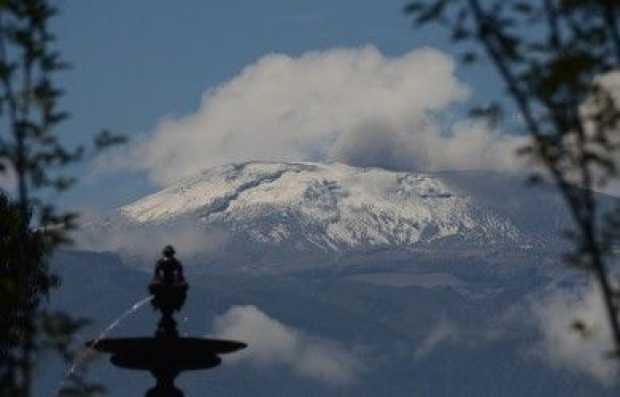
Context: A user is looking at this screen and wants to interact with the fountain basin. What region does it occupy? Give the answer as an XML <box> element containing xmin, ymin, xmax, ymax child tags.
<box><xmin>88</xmin><ymin>337</ymin><xmax>246</xmax><ymax>372</ymax></box>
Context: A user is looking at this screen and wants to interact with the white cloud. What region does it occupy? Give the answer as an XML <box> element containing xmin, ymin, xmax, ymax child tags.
<box><xmin>594</xmin><ymin>72</ymin><xmax>620</xmax><ymax>198</ymax></box>
<box><xmin>211</xmin><ymin>305</ymin><xmax>361</xmax><ymax>385</ymax></box>
<box><xmin>531</xmin><ymin>282</ymin><xmax>619</xmax><ymax>385</ymax></box>
<box><xmin>100</xmin><ymin>46</ymin><xmax>526</xmax><ymax>186</ymax></box>
<box><xmin>558</xmin><ymin>71</ymin><xmax>620</xmax><ymax>197</ymax></box>
<box><xmin>414</xmin><ymin>316</ymin><xmax>459</xmax><ymax>359</ymax></box>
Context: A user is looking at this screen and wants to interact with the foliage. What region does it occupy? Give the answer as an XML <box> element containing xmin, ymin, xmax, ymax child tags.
<box><xmin>0</xmin><ymin>1</ymin><xmax>123</xmax><ymax>396</ymax></box>
<box><xmin>406</xmin><ymin>0</ymin><xmax>620</xmax><ymax>354</ymax></box>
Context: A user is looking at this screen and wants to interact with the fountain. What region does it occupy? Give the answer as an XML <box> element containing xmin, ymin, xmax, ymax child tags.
<box><xmin>87</xmin><ymin>246</ymin><xmax>247</xmax><ymax>397</ymax></box>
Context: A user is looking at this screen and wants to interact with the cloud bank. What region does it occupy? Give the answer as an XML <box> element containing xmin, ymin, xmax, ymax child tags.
<box><xmin>211</xmin><ymin>305</ymin><xmax>361</xmax><ymax>385</ymax></box>
<box><xmin>103</xmin><ymin>46</ymin><xmax>525</xmax><ymax>186</ymax></box>
<box><xmin>531</xmin><ymin>282</ymin><xmax>620</xmax><ymax>385</ymax></box>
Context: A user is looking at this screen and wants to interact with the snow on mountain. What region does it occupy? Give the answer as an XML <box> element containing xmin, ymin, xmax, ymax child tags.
<box><xmin>115</xmin><ymin>162</ymin><xmax>525</xmax><ymax>252</ymax></box>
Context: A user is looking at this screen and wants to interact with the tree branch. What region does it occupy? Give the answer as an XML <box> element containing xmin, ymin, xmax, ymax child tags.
<box><xmin>600</xmin><ymin>0</ymin><xmax>620</xmax><ymax>65</ymax></box>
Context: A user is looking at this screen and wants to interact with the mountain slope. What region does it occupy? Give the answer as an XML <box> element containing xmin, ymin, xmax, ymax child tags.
<box><xmin>38</xmin><ymin>249</ymin><xmax>615</xmax><ymax>397</ymax></box>
<box><xmin>89</xmin><ymin>162</ymin><xmax>574</xmax><ymax>271</ymax></box>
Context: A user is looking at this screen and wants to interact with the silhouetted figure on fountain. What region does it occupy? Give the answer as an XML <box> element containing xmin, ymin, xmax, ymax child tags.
<box><xmin>149</xmin><ymin>245</ymin><xmax>189</xmax><ymax>337</ymax></box>
<box><xmin>154</xmin><ymin>245</ymin><xmax>185</xmax><ymax>285</ymax></box>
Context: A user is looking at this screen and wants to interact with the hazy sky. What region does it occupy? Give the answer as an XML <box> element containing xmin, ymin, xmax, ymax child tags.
<box><xmin>54</xmin><ymin>0</ymin><xmax>508</xmax><ymax>212</ymax></box>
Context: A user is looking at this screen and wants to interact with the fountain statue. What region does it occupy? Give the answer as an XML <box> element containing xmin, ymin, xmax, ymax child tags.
<box><xmin>87</xmin><ymin>246</ymin><xmax>247</xmax><ymax>397</ymax></box>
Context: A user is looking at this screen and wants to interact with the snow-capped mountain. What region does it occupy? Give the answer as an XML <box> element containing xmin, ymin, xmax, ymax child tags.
<box><xmin>121</xmin><ymin>162</ymin><xmax>522</xmax><ymax>244</ymax></box>
<box><xmin>88</xmin><ymin>161</ymin><xmax>574</xmax><ymax>271</ymax></box>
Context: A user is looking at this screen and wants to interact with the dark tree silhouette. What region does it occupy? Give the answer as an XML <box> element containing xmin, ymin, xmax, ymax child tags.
<box><xmin>0</xmin><ymin>1</ymin><xmax>124</xmax><ymax>396</ymax></box>
<box><xmin>405</xmin><ymin>0</ymin><xmax>620</xmax><ymax>355</ymax></box>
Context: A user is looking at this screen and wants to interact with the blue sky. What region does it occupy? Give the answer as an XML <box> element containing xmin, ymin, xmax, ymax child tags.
<box><xmin>53</xmin><ymin>0</ymin><xmax>506</xmax><ymax>212</ymax></box>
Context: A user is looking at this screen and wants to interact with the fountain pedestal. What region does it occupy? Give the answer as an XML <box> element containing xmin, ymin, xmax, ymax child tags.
<box><xmin>87</xmin><ymin>250</ymin><xmax>246</xmax><ymax>396</ymax></box>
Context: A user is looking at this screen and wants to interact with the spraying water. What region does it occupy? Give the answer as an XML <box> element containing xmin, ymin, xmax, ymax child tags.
<box><xmin>53</xmin><ymin>295</ymin><xmax>154</xmax><ymax>396</ymax></box>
